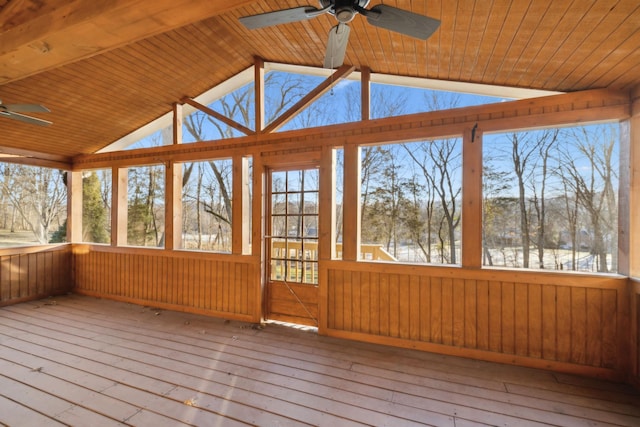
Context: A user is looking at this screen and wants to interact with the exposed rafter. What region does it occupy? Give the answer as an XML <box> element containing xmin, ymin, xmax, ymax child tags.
<box><xmin>181</xmin><ymin>97</ymin><xmax>255</xmax><ymax>136</ymax></box>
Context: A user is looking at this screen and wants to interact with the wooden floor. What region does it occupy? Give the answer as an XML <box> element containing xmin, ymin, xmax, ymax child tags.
<box><xmin>1</xmin><ymin>296</ymin><xmax>639</xmax><ymax>427</ymax></box>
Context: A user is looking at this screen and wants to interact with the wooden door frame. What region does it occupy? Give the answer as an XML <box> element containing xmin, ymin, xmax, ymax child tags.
<box><xmin>263</xmin><ymin>164</ymin><xmax>321</xmax><ymax>326</ymax></box>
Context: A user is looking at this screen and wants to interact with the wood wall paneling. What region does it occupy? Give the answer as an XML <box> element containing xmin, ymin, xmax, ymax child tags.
<box><xmin>73</xmin><ymin>246</ymin><xmax>258</xmax><ymax>322</ymax></box>
<box><xmin>324</xmin><ymin>264</ymin><xmax>627</xmax><ymax>380</ymax></box>
<box><xmin>0</xmin><ymin>246</ymin><xmax>72</xmax><ymax>306</ymax></box>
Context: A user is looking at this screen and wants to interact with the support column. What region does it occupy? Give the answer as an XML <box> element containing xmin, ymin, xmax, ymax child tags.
<box><xmin>255</xmin><ymin>57</ymin><xmax>265</xmax><ymax>134</ymax></box>
<box><xmin>165</xmin><ymin>102</ymin><xmax>184</xmax><ymax>250</ymax></box>
<box><xmin>251</xmin><ymin>154</ymin><xmax>265</xmax><ymax>322</ymax></box>
<box><xmin>112</xmin><ymin>167</ymin><xmax>128</xmax><ymax>246</ymax></box>
<box><xmin>619</xmin><ymin>88</ymin><xmax>640</xmax><ymax>277</ymax></box>
<box><xmin>319</xmin><ymin>146</ymin><xmax>336</xmax><ymax>261</ymax></box>
<box><xmin>66</xmin><ymin>170</ymin><xmax>83</xmax><ymax>243</ymax></box>
<box><xmin>232</xmin><ymin>155</ymin><xmax>251</xmax><ymax>255</ymax></box>
<box><xmin>342</xmin><ymin>144</ymin><xmax>361</xmax><ymax>261</ymax></box>
<box><xmin>361</xmin><ymin>66</ymin><xmax>370</xmax><ymax>121</ymax></box>
<box><xmin>462</xmin><ymin>125</ymin><xmax>483</xmax><ymax>268</ymax></box>
<box><xmin>173</xmin><ymin>102</ymin><xmax>183</xmax><ymax>145</ymax></box>
<box><xmin>618</xmin><ymin>87</ymin><xmax>639</xmax><ymax>385</ymax></box>
<box><xmin>165</xmin><ymin>161</ymin><xmax>182</xmax><ymax>250</ymax></box>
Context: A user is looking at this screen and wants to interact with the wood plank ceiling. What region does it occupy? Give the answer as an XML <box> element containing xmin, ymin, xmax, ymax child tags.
<box><xmin>0</xmin><ymin>0</ymin><xmax>639</xmax><ymax>164</ymax></box>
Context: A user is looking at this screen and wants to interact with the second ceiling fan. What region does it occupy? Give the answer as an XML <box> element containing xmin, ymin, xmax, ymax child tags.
<box><xmin>239</xmin><ymin>0</ymin><xmax>440</xmax><ymax>69</ymax></box>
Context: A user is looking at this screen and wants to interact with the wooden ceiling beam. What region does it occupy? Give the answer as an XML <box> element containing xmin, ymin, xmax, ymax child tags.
<box><xmin>0</xmin><ymin>145</ymin><xmax>71</xmax><ymax>168</ymax></box>
<box><xmin>0</xmin><ymin>0</ymin><xmax>255</xmax><ymax>84</ymax></box>
<box><xmin>181</xmin><ymin>97</ymin><xmax>255</xmax><ymax>136</ymax></box>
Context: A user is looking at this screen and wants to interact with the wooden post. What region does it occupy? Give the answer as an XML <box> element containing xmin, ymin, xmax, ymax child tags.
<box><xmin>165</xmin><ymin>161</ymin><xmax>182</xmax><ymax>250</ymax></box>
<box><xmin>255</xmin><ymin>57</ymin><xmax>265</xmax><ymax>134</ymax></box>
<box><xmin>66</xmin><ymin>170</ymin><xmax>83</xmax><ymax>243</ymax></box>
<box><xmin>318</xmin><ymin>145</ymin><xmax>336</xmax><ymax>333</ymax></box>
<box><xmin>361</xmin><ymin>66</ymin><xmax>370</xmax><ymax>121</ymax></box>
<box><xmin>462</xmin><ymin>125</ymin><xmax>483</xmax><ymax>268</ymax></box>
<box><xmin>319</xmin><ymin>146</ymin><xmax>336</xmax><ymax>261</ymax></box>
<box><xmin>621</xmin><ymin>87</ymin><xmax>640</xmax><ymax>278</ymax></box>
<box><xmin>251</xmin><ymin>154</ymin><xmax>265</xmax><ymax>321</ymax></box>
<box><xmin>112</xmin><ymin>167</ymin><xmax>128</xmax><ymax>246</ymax></box>
<box><xmin>173</xmin><ymin>102</ymin><xmax>183</xmax><ymax>145</ymax></box>
<box><xmin>232</xmin><ymin>154</ymin><xmax>251</xmax><ymax>255</ymax></box>
<box><xmin>621</xmin><ymin>86</ymin><xmax>640</xmax><ymax>382</ymax></box>
<box><xmin>164</xmin><ymin>103</ymin><xmax>184</xmax><ymax>250</ymax></box>
<box><xmin>342</xmin><ymin>144</ymin><xmax>361</xmax><ymax>261</ymax></box>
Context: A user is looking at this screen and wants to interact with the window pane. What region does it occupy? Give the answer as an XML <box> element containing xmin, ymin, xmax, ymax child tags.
<box><xmin>81</xmin><ymin>169</ymin><xmax>111</xmax><ymax>244</ymax></box>
<box><xmin>268</xmin><ymin>168</ymin><xmax>319</xmax><ymax>285</ymax></box>
<box><xmin>287</xmin><ymin>170</ymin><xmax>302</xmax><ymax>192</ymax></box>
<box><xmin>127</xmin><ymin>165</ymin><xmax>165</xmax><ymax>248</ymax></box>
<box><xmin>272</xmin><ymin>171</ymin><xmax>287</xmax><ymax>192</ymax></box>
<box><xmin>0</xmin><ymin>164</ymin><xmax>67</xmax><ymax>246</ymax></box>
<box><xmin>482</xmin><ymin>124</ymin><xmax>619</xmax><ymax>273</ymax></box>
<box><xmin>360</xmin><ymin>141</ymin><xmax>462</xmax><ymax>264</ymax></box>
<box><xmin>303</xmin><ymin>169</ymin><xmax>319</xmax><ymax>191</ymax></box>
<box><xmin>335</xmin><ymin>148</ymin><xmax>344</xmax><ymax>260</ymax></box>
<box><xmin>180</xmin><ymin>159</ymin><xmax>232</xmax><ymax>252</ymax></box>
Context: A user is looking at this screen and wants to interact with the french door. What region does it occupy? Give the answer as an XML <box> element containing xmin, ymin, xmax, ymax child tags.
<box><xmin>265</xmin><ymin>167</ymin><xmax>319</xmax><ymax>326</ymax></box>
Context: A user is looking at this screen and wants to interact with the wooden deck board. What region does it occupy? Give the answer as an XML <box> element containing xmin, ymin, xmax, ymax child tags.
<box><xmin>1</xmin><ymin>295</ymin><xmax>639</xmax><ymax>427</ymax></box>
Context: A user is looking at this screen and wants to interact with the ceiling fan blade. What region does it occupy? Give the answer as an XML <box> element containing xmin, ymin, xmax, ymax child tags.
<box><xmin>323</xmin><ymin>24</ymin><xmax>351</xmax><ymax>69</ymax></box>
<box><xmin>5</xmin><ymin>103</ymin><xmax>50</xmax><ymax>113</ymax></box>
<box><xmin>1</xmin><ymin>111</ymin><xmax>52</xmax><ymax>126</ymax></box>
<box><xmin>239</xmin><ymin>6</ymin><xmax>328</xmax><ymax>30</ymax></box>
<box><xmin>366</xmin><ymin>4</ymin><xmax>440</xmax><ymax>40</ymax></box>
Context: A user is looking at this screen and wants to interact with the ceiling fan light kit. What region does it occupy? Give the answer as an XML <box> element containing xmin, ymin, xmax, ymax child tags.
<box><xmin>240</xmin><ymin>0</ymin><xmax>440</xmax><ymax>68</ymax></box>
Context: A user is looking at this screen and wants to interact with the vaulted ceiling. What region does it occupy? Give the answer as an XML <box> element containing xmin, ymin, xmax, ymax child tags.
<box><xmin>1</xmin><ymin>0</ymin><xmax>639</xmax><ymax>165</ymax></box>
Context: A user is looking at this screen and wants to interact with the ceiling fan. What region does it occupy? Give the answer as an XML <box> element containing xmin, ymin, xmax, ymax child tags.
<box><xmin>0</xmin><ymin>100</ymin><xmax>52</xmax><ymax>126</ymax></box>
<box><xmin>239</xmin><ymin>0</ymin><xmax>440</xmax><ymax>69</ymax></box>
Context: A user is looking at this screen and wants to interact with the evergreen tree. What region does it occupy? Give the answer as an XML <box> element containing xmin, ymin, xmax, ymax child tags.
<box><xmin>83</xmin><ymin>171</ymin><xmax>110</xmax><ymax>243</ymax></box>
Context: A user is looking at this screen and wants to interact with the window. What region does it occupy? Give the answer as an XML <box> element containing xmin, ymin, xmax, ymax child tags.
<box><xmin>482</xmin><ymin>124</ymin><xmax>619</xmax><ymax>273</ymax></box>
<box><xmin>180</xmin><ymin>159</ymin><xmax>233</xmax><ymax>252</ymax></box>
<box><xmin>81</xmin><ymin>169</ymin><xmax>111</xmax><ymax>244</ymax></box>
<box><xmin>269</xmin><ymin>169</ymin><xmax>319</xmax><ymax>284</ymax></box>
<box><xmin>335</xmin><ymin>148</ymin><xmax>344</xmax><ymax>260</ymax></box>
<box><xmin>0</xmin><ymin>163</ymin><xmax>67</xmax><ymax>246</ymax></box>
<box><xmin>360</xmin><ymin>140</ymin><xmax>462</xmax><ymax>264</ymax></box>
<box><xmin>127</xmin><ymin>165</ymin><xmax>165</xmax><ymax>247</ymax></box>
<box><xmin>370</xmin><ymin>82</ymin><xmax>505</xmax><ymax>119</ymax></box>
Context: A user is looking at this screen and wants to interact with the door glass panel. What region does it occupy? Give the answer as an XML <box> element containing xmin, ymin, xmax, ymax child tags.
<box><xmin>268</xmin><ymin>168</ymin><xmax>319</xmax><ymax>285</ymax></box>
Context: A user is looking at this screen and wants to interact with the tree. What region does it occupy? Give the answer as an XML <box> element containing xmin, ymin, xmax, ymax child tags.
<box><xmin>360</xmin><ymin>145</ymin><xmax>391</xmax><ymax>234</ymax></box>
<box><xmin>507</xmin><ymin>130</ymin><xmax>557</xmax><ymax>268</ymax></box>
<box><xmin>365</xmin><ymin>157</ymin><xmax>406</xmax><ymax>257</ymax></box>
<box><xmin>403</xmin><ymin>138</ymin><xmax>462</xmax><ymax>264</ymax></box>
<box><xmin>559</xmin><ymin>125</ymin><xmax>618</xmax><ymax>273</ymax></box>
<box><xmin>127</xmin><ymin>165</ymin><xmax>164</xmax><ymax>247</ymax></box>
<box><xmin>403</xmin><ymin>174</ymin><xmax>432</xmax><ymax>262</ymax></box>
<box><xmin>482</xmin><ymin>163</ymin><xmax>511</xmax><ymax>266</ymax></box>
<box><xmin>0</xmin><ymin>164</ymin><xmax>67</xmax><ymax>244</ymax></box>
<box><xmin>82</xmin><ymin>171</ymin><xmax>110</xmax><ymax>243</ymax></box>
<box><xmin>528</xmin><ymin>129</ymin><xmax>559</xmax><ymax>268</ymax></box>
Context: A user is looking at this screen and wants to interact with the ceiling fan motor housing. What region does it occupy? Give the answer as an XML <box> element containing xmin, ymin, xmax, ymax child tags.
<box><xmin>320</xmin><ymin>0</ymin><xmax>370</xmax><ymax>23</ymax></box>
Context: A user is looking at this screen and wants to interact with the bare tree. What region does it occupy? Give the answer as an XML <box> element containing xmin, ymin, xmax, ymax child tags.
<box><xmin>528</xmin><ymin>129</ymin><xmax>559</xmax><ymax>268</ymax></box>
<box><xmin>482</xmin><ymin>164</ymin><xmax>511</xmax><ymax>266</ymax></box>
<box><xmin>559</xmin><ymin>125</ymin><xmax>618</xmax><ymax>273</ymax></box>
<box><xmin>403</xmin><ymin>138</ymin><xmax>462</xmax><ymax>264</ymax></box>
<box><xmin>507</xmin><ymin>131</ymin><xmax>550</xmax><ymax>268</ymax></box>
<box><xmin>0</xmin><ymin>165</ymin><xmax>67</xmax><ymax>244</ymax></box>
